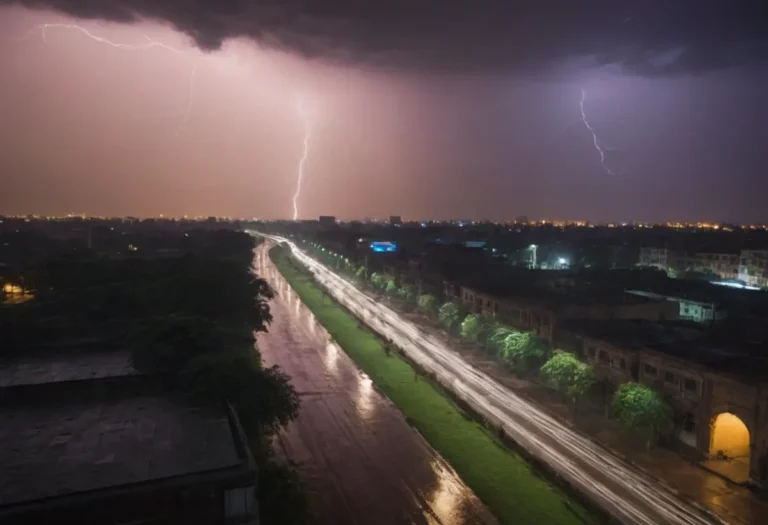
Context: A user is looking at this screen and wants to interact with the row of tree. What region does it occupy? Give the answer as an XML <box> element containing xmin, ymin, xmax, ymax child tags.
<box><xmin>302</xmin><ymin>240</ymin><xmax>672</xmax><ymax>445</ymax></box>
<box><xmin>364</xmin><ymin>272</ymin><xmax>672</xmax><ymax>446</ymax></box>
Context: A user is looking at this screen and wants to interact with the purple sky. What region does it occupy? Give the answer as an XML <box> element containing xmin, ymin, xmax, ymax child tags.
<box><xmin>0</xmin><ymin>4</ymin><xmax>767</xmax><ymax>223</ymax></box>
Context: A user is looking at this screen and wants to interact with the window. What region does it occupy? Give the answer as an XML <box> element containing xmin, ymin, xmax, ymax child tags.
<box><xmin>599</xmin><ymin>351</ymin><xmax>610</xmax><ymax>365</ymax></box>
<box><xmin>664</xmin><ymin>371</ymin><xmax>676</xmax><ymax>384</ymax></box>
<box><xmin>619</xmin><ymin>358</ymin><xmax>627</xmax><ymax>370</ymax></box>
<box><xmin>683</xmin><ymin>378</ymin><xmax>698</xmax><ymax>393</ymax></box>
<box><xmin>644</xmin><ymin>364</ymin><xmax>658</xmax><ymax>377</ymax></box>
<box><xmin>682</xmin><ymin>413</ymin><xmax>696</xmax><ymax>433</ymax></box>
<box><xmin>586</xmin><ymin>346</ymin><xmax>596</xmax><ymax>358</ymax></box>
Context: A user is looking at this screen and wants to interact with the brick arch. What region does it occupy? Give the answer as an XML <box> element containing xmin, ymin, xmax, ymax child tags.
<box><xmin>709</xmin><ymin>412</ymin><xmax>751</xmax><ymax>459</ymax></box>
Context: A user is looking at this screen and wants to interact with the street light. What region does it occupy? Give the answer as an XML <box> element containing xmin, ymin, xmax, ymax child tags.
<box><xmin>528</xmin><ymin>244</ymin><xmax>537</xmax><ymax>269</ymax></box>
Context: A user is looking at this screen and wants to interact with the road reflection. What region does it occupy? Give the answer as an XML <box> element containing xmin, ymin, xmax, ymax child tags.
<box><xmin>254</xmin><ymin>243</ymin><xmax>498</xmax><ymax>525</ymax></box>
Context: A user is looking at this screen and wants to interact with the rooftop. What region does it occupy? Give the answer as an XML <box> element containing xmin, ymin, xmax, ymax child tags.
<box><xmin>560</xmin><ymin>319</ymin><xmax>702</xmax><ymax>351</ymax></box>
<box><xmin>560</xmin><ymin>318</ymin><xmax>768</xmax><ymax>382</ymax></box>
<box><xmin>0</xmin><ymin>352</ymin><xmax>136</xmax><ymax>388</ymax></box>
<box><xmin>0</xmin><ymin>396</ymin><xmax>241</xmax><ymax>507</ymax></box>
<box><xmin>464</xmin><ymin>278</ymin><xmax>657</xmax><ymax>311</ymax></box>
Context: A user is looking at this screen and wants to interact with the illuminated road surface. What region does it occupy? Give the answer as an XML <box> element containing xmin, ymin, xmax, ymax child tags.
<box><xmin>254</xmin><ymin>245</ymin><xmax>498</xmax><ymax>525</ymax></box>
<box><xmin>257</xmin><ymin>234</ymin><xmax>727</xmax><ymax>525</ymax></box>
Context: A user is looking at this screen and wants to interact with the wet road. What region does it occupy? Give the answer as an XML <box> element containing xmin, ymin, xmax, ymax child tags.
<box><xmin>253</xmin><ymin>245</ymin><xmax>498</xmax><ymax>525</ymax></box>
<box><xmin>259</xmin><ymin>234</ymin><xmax>729</xmax><ymax>525</ymax></box>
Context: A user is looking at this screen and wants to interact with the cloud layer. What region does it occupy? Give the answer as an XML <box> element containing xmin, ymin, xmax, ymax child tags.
<box><xmin>5</xmin><ymin>1</ymin><xmax>768</xmax><ymax>74</ymax></box>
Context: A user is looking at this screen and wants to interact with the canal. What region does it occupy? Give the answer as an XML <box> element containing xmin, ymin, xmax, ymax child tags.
<box><xmin>254</xmin><ymin>244</ymin><xmax>498</xmax><ymax>525</ymax></box>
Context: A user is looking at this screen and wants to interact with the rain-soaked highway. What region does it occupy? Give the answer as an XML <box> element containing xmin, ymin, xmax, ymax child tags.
<box><xmin>253</xmin><ymin>244</ymin><xmax>499</xmax><ymax>525</ymax></box>
<box><xmin>257</xmin><ymin>234</ymin><xmax>729</xmax><ymax>525</ymax></box>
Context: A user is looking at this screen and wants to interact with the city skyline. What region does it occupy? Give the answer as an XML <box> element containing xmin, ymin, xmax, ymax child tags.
<box><xmin>1</xmin><ymin>3</ymin><xmax>767</xmax><ymax>223</ymax></box>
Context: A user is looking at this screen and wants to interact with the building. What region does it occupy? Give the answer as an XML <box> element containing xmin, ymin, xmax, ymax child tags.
<box><xmin>693</xmin><ymin>252</ymin><xmax>740</xmax><ymax>280</ymax></box>
<box><xmin>389</xmin><ymin>216</ymin><xmax>402</xmax><ymax>226</ymax></box>
<box><xmin>639</xmin><ymin>247</ymin><xmax>743</xmax><ymax>281</ymax></box>
<box><xmin>318</xmin><ymin>216</ymin><xmax>337</xmax><ymax>228</ymax></box>
<box><xmin>561</xmin><ymin>319</ymin><xmax>768</xmax><ymax>486</ymax></box>
<box><xmin>627</xmin><ymin>289</ymin><xmax>727</xmax><ymax>324</ymax></box>
<box><xmin>639</xmin><ymin>247</ymin><xmax>672</xmax><ymax>270</ymax></box>
<box><xmin>0</xmin><ymin>352</ymin><xmax>258</xmax><ymax>524</ymax></box>
<box><xmin>739</xmin><ymin>250</ymin><xmax>768</xmax><ymax>289</ymax></box>
<box><xmin>459</xmin><ymin>279</ymin><xmax>677</xmax><ymax>344</ymax></box>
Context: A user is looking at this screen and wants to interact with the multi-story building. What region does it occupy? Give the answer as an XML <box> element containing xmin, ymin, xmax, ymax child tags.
<box><xmin>739</xmin><ymin>250</ymin><xmax>768</xmax><ymax>289</ymax></box>
<box><xmin>639</xmin><ymin>247</ymin><xmax>672</xmax><ymax>270</ymax></box>
<box><xmin>640</xmin><ymin>247</ymin><xmax>742</xmax><ymax>281</ymax></box>
<box><xmin>459</xmin><ymin>283</ymin><xmax>678</xmax><ymax>345</ymax></box>
<box><xmin>563</xmin><ymin>319</ymin><xmax>768</xmax><ymax>486</ymax></box>
<box><xmin>694</xmin><ymin>252</ymin><xmax>740</xmax><ymax>280</ymax></box>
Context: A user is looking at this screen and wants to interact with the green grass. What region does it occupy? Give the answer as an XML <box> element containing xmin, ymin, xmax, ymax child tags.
<box><xmin>270</xmin><ymin>246</ymin><xmax>599</xmax><ymax>525</ymax></box>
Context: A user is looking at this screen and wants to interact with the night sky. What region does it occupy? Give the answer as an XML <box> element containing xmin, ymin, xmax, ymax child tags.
<box><xmin>0</xmin><ymin>1</ymin><xmax>766</xmax><ymax>222</ymax></box>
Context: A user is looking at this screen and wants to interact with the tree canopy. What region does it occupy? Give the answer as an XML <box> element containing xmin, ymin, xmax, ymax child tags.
<box><xmin>611</xmin><ymin>382</ymin><xmax>672</xmax><ymax>437</ymax></box>
<box><xmin>540</xmin><ymin>351</ymin><xmax>595</xmax><ymax>402</ymax></box>
<box><xmin>461</xmin><ymin>313</ymin><xmax>483</xmax><ymax>341</ymax></box>
<box><xmin>398</xmin><ymin>284</ymin><xmax>417</xmax><ymax>303</ymax></box>
<box><xmin>417</xmin><ymin>294</ymin><xmax>439</xmax><ymax>315</ymax></box>
<box><xmin>438</xmin><ymin>301</ymin><xmax>462</xmax><ymax>331</ymax></box>
<box><xmin>496</xmin><ymin>331</ymin><xmax>545</xmax><ymax>370</ymax></box>
<box><xmin>370</xmin><ymin>272</ymin><xmax>388</xmax><ymax>290</ymax></box>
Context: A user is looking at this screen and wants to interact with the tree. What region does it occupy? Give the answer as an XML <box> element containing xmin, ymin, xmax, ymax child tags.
<box><xmin>498</xmin><ymin>332</ymin><xmax>545</xmax><ymax>372</ymax></box>
<box><xmin>461</xmin><ymin>314</ymin><xmax>482</xmax><ymax>341</ymax></box>
<box><xmin>611</xmin><ymin>382</ymin><xmax>672</xmax><ymax>448</ymax></box>
<box><xmin>438</xmin><ymin>302</ymin><xmax>462</xmax><ymax>332</ymax></box>
<box><xmin>417</xmin><ymin>294</ymin><xmax>439</xmax><ymax>316</ymax></box>
<box><xmin>398</xmin><ymin>284</ymin><xmax>417</xmax><ymax>303</ymax></box>
<box><xmin>489</xmin><ymin>326</ymin><xmax>519</xmax><ymax>356</ymax></box>
<box><xmin>370</xmin><ymin>272</ymin><xmax>387</xmax><ymax>290</ymax></box>
<box><xmin>385</xmin><ymin>280</ymin><xmax>398</xmax><ymax>295</ymax></box>
<box><xmin>540</xmin><ymin>351</ymin><xmax>596</xmax><ymax>416</ymax></box>
<box><xmin>354</xmin><ymin>266</ymin><xmax>366</xmax><ymax>283</ymax></box>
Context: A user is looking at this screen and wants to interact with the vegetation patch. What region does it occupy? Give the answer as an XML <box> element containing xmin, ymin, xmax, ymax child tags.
<box><xmin>271</xmin><ymin>245</ymin><xmax>598</xmax><ymax>525</ymax></box>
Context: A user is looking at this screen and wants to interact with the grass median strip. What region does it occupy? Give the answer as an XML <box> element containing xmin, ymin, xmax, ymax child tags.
<box><xmin>270</xmin><ymin>245</ymin><xmax>598</xmax><ymax>525</ymax></box>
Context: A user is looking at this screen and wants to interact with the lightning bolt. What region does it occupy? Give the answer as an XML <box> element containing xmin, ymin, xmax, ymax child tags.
<box><xmin>175</xmin><ymin>63</ymin><xmax>198</xmax><ymax>137</ymax></box>
<box><xmin>37</xmin><ymin>23</ymin><xmax>182</xmax><ymax>53</ymax></box>
<box><xmin>292</xmin><ymin>100</ymin><xmax>311</xmax><ymax>221</ymax></box>
<box><xmin>24</xmin><ymin>23</ymin><xmax>197</xmax><ymax>136</ymax></box>
<box><xmin>580</xmin><ymin>88</ymin><xmax>615</xmax><ymax>176</ymax></box>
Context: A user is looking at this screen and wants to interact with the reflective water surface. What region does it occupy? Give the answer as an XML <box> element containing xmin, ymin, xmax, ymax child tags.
<box><xmin>254</xmin><ymin>245</ymin><xmax>498</xmax><ymax>525</ymax></box>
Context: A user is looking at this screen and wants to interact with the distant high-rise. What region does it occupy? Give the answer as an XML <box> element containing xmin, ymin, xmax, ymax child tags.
<box><xmin>516</xmin><ymin>216</ymin><xmax>529</xmax><ymax>224</ymax></box>
<box><xmin>390</xmin><ymin>216</ymin><xmax>402</xmax><ymax>226</ymax></box>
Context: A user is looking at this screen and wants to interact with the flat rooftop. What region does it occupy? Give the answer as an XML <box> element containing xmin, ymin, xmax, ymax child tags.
<box><xmin>0</xmin><ymin>352</ymin><xmax>136</xmax><ymax>388</ymax></box>
<box><xmin>0</xmin><ymin>396</ymin><xmax>241</xmax><ymax>506</ymax></box>
<box><xmin>560</xmin><ymin>318</ymin><xmax>768</xmax><ymax>381</ymax></box>
<box><xmin>559</xmin><ymin>319</ymin><xmax>702</xmax><ymax>350</ymax></box>
<box><xmin>465</xmin><ymin>280</ymin><xmax>656</xmax><ymax>310</ymax></box>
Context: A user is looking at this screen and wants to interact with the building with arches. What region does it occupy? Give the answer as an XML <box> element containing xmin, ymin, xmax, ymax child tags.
<box><xmin>562</xmin><ymin>318</ymin><xmax>768</xmax><ymax>486</ymax></box>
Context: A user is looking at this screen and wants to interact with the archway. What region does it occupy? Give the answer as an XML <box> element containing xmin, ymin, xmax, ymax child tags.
<box><xmin>710</xmin><ymin>413</ymin><xmax>750</xmax><ymax>459</ymax></box>
<box><xmin>706</xmin><ymin>412</ymin><xmax>751</xmax><ymax>483</ymax></box>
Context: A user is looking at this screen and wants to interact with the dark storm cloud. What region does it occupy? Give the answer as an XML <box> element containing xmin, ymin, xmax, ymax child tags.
<box><xmin>4</xmin><ymin>0</ymin><xmax>768</xmax><ymax>74</ymax></box>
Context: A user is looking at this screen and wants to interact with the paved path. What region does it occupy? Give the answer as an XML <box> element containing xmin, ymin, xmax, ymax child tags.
<box><xmin>254</xmin><ymin>245</ymin><xmax>498</xmax><ymax>525</ymax></box>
